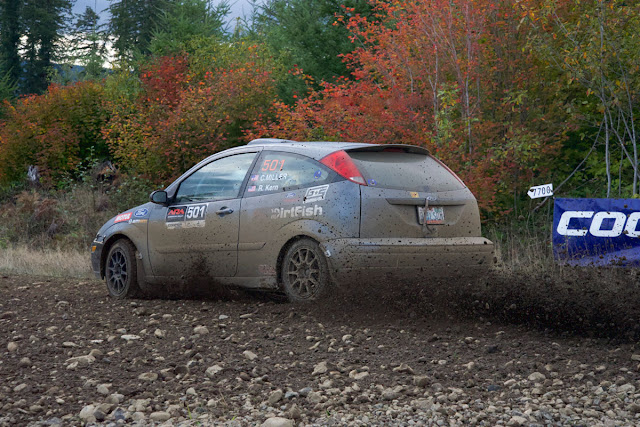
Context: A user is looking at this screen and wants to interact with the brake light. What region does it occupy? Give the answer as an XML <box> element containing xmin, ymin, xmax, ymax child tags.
<box><xmin>431</xmin><ymin>155</ymin><xmax>466</xmax><ymax>187</ymax></box>
<box><xmin>320</xmin><ymin>150</ymin><xmax>367</xmax><ymax>185</ymax></box>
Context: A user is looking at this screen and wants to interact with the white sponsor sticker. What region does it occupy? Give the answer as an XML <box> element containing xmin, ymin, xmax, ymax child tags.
<box><xmin>527</xmin><ymin>183</ymin><xmax>553</xmax><ymax>199</ymax></box>
<box><xmin>166</xmin><ymin>220</ymin><xmax>206</xmax><ymax>230</ymax></box>
<box><xmin>304</xmin><ymin>185</ymin><xmax>329</xmax><ymax>203</ymax></box>
<box><xmin>271</xmin><ymin>204</ymin><xmax>323</xmax><ymax>219</ymax></box>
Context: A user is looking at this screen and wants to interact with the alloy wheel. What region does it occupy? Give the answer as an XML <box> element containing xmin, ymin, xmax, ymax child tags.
<box><xmin>285</xmin><ymin>247</ymin><xmax>321</xmax><ymax>300</ymax></box>
<box><xmin>107</xmin><ymin>248</ymin><xmax>128</xmax><ymax>296</ymax></box>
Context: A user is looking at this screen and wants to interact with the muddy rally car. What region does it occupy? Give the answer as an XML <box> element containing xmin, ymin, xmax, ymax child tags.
<box><xmin>91</xmin><ymin>139</ymin><xmax>494</xmax><ymax>301</ymax></box>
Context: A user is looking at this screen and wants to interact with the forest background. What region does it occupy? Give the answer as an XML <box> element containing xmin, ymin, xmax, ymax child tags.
<box><xmin>0</xmin><ymin>0</ymin><xmax>638</xmax><ymax>262</ymax></box>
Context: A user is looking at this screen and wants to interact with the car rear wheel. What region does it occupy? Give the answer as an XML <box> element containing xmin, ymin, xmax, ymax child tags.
<box><xmin>105</xmin><ymin>240</ymin><xmax>140</xmax><ymax>299</ymax></box>
<box><xmin>281</xmin><ymin>239</ymin><xmax>330</xmax><ymax>302</ymax></box>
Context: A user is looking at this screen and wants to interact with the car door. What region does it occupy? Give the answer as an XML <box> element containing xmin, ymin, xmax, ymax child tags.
<box><xmin>237</xmin><ymin>150</ymin><xmax>359</xmax><ymax>278</ymax></box>
<box><xmin>147</xmin><ymin>152</ymin><xmax>258</xmax><ymax>279</ymax></box>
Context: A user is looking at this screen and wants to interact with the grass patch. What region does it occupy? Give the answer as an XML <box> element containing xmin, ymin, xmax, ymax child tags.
<box><xmin>0</xmin><ymin>246</ymin><xmax>93</xmax><ymax>278</ymax></box>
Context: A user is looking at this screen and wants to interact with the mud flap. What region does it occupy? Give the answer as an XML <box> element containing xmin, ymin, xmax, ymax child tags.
<box><xmin>319</xmin><ymin>242</ymin><xmax>340</xmax><ymax>288</ymax></box>
<box><xmin>135</xmin><ymin>250</ymin><xmax>155</xmax><ymax>296</ymax></box>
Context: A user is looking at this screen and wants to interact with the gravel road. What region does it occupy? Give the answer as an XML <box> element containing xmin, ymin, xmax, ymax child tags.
<box><xmin>1</xmin><ymin>274</ymin><xmax>640</xmax><ymax>426</ymax></box>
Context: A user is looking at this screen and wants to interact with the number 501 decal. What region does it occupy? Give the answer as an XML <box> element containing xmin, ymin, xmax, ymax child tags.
<box><xmin>186</xmin><ymin>204</ymin><xmax>206</xmax><ymax>220</ymax></box>
<box><xmin>166</xmin><ymin>203</ymin><xmax>207</xmax><ymax>229</ymax></box>
<box><xmin>261</xmin><ymin>159</ymin><xmax>286</xmax><ymax>171</ymax></box>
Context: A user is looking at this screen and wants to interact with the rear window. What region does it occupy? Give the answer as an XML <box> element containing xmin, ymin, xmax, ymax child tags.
<box><xmin>244</xmin><ymin>151</ymin><xmax>333</xmax><ymax>197</ymax></box>
<box><xmin>348</xmin><ymin>151</ymin><xmax>465</xmax><ymax>192</ymax></box>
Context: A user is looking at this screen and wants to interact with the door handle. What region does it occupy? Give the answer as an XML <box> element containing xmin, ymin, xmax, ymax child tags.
<box><xmin>216</xmin><ymin>207</ymin><xmax>234</xmax><ymax>216</ymax></box>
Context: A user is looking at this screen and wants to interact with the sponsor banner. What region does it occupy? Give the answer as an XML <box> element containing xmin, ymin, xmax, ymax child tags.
<box><xmin>166</xmin><ymin>204</ymin><xmax>207</xmax><ymax>229</ymax></box>
<box><xmin>553</xmin><ymin>198</ymin><xmax>640</xmax><ymax>267</ymax></box>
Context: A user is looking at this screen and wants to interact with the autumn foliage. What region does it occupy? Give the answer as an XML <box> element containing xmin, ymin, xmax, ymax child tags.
<box><xmin>104</xmin><ymin>44</ymin><xmax>281</xmax><ymax>181</ymax></box>
<box><xmin>0</xmin><ymin>81</ymin><xmax>109</xmax><ymax>186</ymax></box>
<box><xmin>1</xmin><ymin>0</ymin><xmax>635</xmax><ymax>218</ymax></box>
<box><xmin>251</xmin><ymin>0</ymin><xmax>570</xmax><ymax>215</ymax></box>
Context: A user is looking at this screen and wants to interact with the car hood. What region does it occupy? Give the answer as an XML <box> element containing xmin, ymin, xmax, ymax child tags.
<box><xmin>97</xmin><ymin>202</ymin><xmax>154</xmax><ymax>236</ymax></box>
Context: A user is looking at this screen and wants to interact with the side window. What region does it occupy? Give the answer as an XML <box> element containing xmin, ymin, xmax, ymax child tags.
<box><xmin>175</xmin><ymin>153</ymin><xmax>257</xmax><ymax>203</ymax></box>
<box><xmin>244</xmin><ymin>151</ymin><xmax>332</xmax><ymax>196</ymax></box>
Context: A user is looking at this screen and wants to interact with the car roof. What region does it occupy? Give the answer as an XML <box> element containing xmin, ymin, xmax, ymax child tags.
<box><xmin>245</xmin><ymin>138</ymin><xmax>373</xmax><ymax>159</ymax></box>
<box><xmin>165</xmin><ymin>139</ymin><xmax>429</xmax><ymax>193</ymax></box>
<box><xmin>244</xmin><ymin>138</ymin><xmax>428</xmax><ymax>160</ymax></box>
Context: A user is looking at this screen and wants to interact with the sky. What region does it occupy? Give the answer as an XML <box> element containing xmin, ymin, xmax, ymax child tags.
<box><xmin>72</xmin><ymin>0</ymin><xmax>258</xmax><ymax>26</ymax></box>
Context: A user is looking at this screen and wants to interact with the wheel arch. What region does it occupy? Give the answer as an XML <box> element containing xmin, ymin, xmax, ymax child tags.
<box><xmin>100</xmin><ymin>233</ymin><xmax>137</xmax><ymax>279</ymax></box>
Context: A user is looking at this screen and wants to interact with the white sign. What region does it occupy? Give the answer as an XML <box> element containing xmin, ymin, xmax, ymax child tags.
<box><xmin>527</xmin><ymin>183</ymin><xmax>553</xmax><ymax>199</ymax></box>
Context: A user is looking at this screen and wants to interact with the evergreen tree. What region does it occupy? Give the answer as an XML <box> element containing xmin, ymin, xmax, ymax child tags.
<box><xmin>254</xmin><ymin>0</ymin><xmax>372</xmax><ymax>85</ymax></box>
<box><xmin>0</xmin><ymin>0</ymin><xmax>22</xmax><ymax>95</ymax></box>
<box><xmin>71</xmin><ymin>6</ymin><xmax>107</xmax><ymax>79</ymax></box>
<box><xmin>21</xmin><ymin>0</ymin><xmax>72</xmax><ymax>94</ymax></box>
<box><xmin>149</xmin><ymin>0</ymin><xmax>229</xmax><ymax>56</ymax></box>
<box><xmin>108</xmin><ymin>0</ymin><xmax>170</xmax><ymax>61</ymax></box>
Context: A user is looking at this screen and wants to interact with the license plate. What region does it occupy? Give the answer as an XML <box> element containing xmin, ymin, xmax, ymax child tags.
<box><xmin>417</xmin><ymin>206</ymin><xmax>445</xmax><ymax>225</ymax></box>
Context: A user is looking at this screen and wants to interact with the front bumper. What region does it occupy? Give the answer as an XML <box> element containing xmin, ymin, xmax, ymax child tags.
<box><xmin>321</xmin><ymin>237</ymin><xmax>495</xmax><ymax>282</ymax></box>
<box><xmin>90</xmin><ymin>240</ymin><xmax>105</xmax><ymax>279</ymax></box>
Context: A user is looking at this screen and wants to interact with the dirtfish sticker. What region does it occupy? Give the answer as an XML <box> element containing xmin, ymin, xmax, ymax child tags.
<box><xmin>271</xmin><ymin>204</ymin><xmax>323</xmax><ymax>219</ymax></box>
<box><xmin>166</xmin><ymin>204</ymin><xmax>207</xmax><ymax>229</ymax></box>
<box><xmin>304</xmin><ymin>185</ymin><xmax>329</xmax><ymax>203</ymax></box>
<box><xmin>134</xmin><ymin>208</ymin><xmax>149</xmax><ymax>218</ymax></box>
<box><xmin>114</xmin><ymin>212</ymin><xmax>132</xmax><ymax>223</ymax></box>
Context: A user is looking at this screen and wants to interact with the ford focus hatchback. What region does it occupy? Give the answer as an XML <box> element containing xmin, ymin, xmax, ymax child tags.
<box><xmin>91</xmin><ymin>139</ymin><xmax>494</xmax><ymax>301</ymax></box>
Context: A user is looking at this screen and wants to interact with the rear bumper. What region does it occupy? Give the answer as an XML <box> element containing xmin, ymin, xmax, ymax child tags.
<box><xmin>321</xmin><ymin>237</ymin><xmax>494</xmax><ymax>282</ymax></box>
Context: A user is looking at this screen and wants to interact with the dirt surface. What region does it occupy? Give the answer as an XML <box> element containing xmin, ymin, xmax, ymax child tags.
<box><xmin>1</xmin><ymin>273</ymin><xmax>640</xmax><ymax>426</ymax></box>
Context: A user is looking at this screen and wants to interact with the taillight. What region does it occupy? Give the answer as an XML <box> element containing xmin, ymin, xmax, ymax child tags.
<box><xmin>320</xmin><ymin>150</ymin><xmax>367</xmax><ymax>185</ymax></box>
<box><xmin>431</xmin><ymin>155</ymin><xmax>466</xmax><ymax>187</ymax></box>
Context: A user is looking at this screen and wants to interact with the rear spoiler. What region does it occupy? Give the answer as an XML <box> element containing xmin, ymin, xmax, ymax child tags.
<box><xmin>344</xmin><ymin>144</ymin><xmax>430</xmax><ymax>155</ymax></box>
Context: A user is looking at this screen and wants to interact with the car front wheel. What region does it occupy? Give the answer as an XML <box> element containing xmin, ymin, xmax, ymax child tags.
<box><xmin>105</xmin><ymin>239</ymin><xmax>141</xmax><ymax>299</ymax></box>
<box><xmin>281</xmin><ymin>239</ymin><xmax>330</xmax><ymax>302</ymax></box>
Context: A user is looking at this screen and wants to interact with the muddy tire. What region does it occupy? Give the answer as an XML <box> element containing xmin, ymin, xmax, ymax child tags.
<box><xmin>281</xmin><ymin>239</ymin><xmax>330</xmax><ymax>302</ymax></box>
<box><xmin>105</xmin><ymin>239</ymin><xmax>141</xmax><ymax>299</ymax></box>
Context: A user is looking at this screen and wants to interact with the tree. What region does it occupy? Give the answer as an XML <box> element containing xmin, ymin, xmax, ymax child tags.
<box><xmin>0</xmin><ymin>0</ymin><xmax>22</xmax><ymax>95</ymax></box>
<box><xmin>108</xmin><ymin>0</ymin><xmax>170</xmax><ymax>61</ymax></box>
<box><xmin>70</xmin><ymin>6</ymin><xmax>108</xmax><ymax>80</ymax></box>
<box><xmin>251</xmin><ymin>0</ymin><xmax>569</xmax><ymax>216</ymax></box>
<box><xmin>103</xmin><ymin>41</ymin><xmax>285</xmax><ymax>181</ymax></box>
<box><xmin>0</xmin><ymin>81</ymin><xmax>109</xmax><ymax>186</ymax></box>
<box><xmin>521</xmin><ymin>0</ymin><xmax>640</xmax><ymax>198</ymax></box>
<box><xmin>21</xmin><ymin>0</ymin><xmax>72</xmax><ymax>94</ymax></box>
<box><xmin>148</xmin><ymin>0</ymin><xmax>229</xmax><ymax>56</ymax></box>
<box><xmin>253</xmin><ymin>0</ymin><xmax>371</xmax><ymax>90</ymax></box>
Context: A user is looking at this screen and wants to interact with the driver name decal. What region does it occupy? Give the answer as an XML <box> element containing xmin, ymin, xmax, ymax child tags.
<box><xmin>166</xmin><ymin>204</ymin><xmax>207</xmax><ymax>229</ymax></box>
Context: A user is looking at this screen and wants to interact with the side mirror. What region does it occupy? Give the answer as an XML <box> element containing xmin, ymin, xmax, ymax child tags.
<box><xmin>150</xmin><ymin>190</ymin><xmax>168</xmax><ymax>205</ymax></box>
